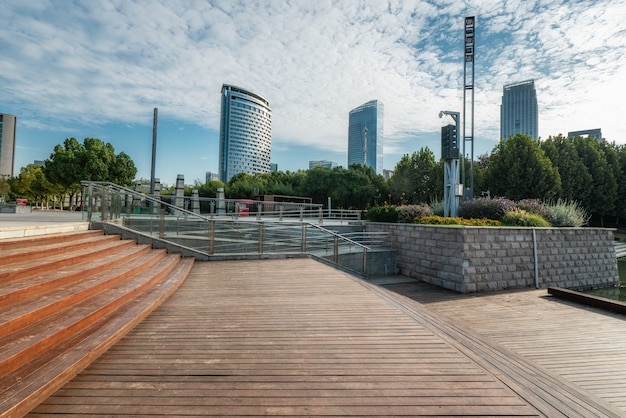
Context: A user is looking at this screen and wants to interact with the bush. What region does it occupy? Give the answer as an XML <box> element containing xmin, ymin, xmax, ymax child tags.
<box><xmin>365</xmin><ymin>205</ymin><xmax>398</xmax><ymax>223</ymax></box>
<box><xmin>501</xmin><ymin>209</ymin><xmax>551</xmax><ymax>227</ymax></box>
<box><xmin>459</xmin><ymin>197</ymin><xmax>516</xmax><ymax>221</ymax></box>
<box><xmin>414</xmin><ymin>216</ymin><xmax>502</xmax><ymax>226</ymax></box>
<box><xmin>517</xmin><ymin>199</ymin><xmax>550</xmax><ymax>219</ymax></box>
<box><xmin>397</xmin><ymin>204</ymin><xmax>432</xmax><ymax>223</ymax></box>
<box><xmin>547</xmin><ymin>199</ymin><xmax>589</xmax><ymax>227</ymax></box>
<box><xmin>429</xmin><ymin>199</ymin><xmax>444</xmax><ymax>217</ymax></box>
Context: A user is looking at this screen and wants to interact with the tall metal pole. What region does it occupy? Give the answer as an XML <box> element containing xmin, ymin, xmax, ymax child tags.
<box><xmin>463</xmin><ymin>16</ymin><xmax>475</xmax><ymax>200</ymax></box>
<box><xmin>150</xmin><ymin>107</ymin><xmax>158</xmax><ymax>195</ymax></box>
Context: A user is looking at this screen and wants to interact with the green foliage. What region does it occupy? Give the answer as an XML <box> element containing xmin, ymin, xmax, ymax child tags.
<box><xmin>414</xmin><ymin>216</ymin><xmax>501</xmax><ymax>226</ymax></box>
<box><xmin>396</xmin><ymin>204</ymin><xmax>433</xmax><ymax>223</ymax></box>
<box><xmin>501</xmin><ymin>209</ymin><xmax>551</xmax><ymax>227</ymax></box>
<box><xmin>486</xmin><ymin>134</ymin><xmax>561</xmax><ymax>200</ymax></box>
<box><xmin>298</xmin><ymin>164</ymin><xmax>387</xmax><ymax>209</ymax></box>
<box><xmin>517</xmin><ymin>198</ymin><xmax>550</xmax><ymax>219</ymax></box>
<box><xmin>547</xmin><ymin>199</ymin><xmax>589</xmax><ymax>227</ymax></box>
<box><xmin>459</xmin><ymin>197</ymin><xmax>516</xmax><ymax>221</ymax></box>
<box><xmin>429</xmin><ymin>199</ymin><xmax>444</xmax><ymax>216</ymax></box>
<box><xmin>389</xmin><ymin>148</ymin><xmax>440</xmax><ymax>204</ymax></box>
<box><xmin>365</xmin><ymin>205</ymin><xmax>398</xmax><ymax>223</ymax></box>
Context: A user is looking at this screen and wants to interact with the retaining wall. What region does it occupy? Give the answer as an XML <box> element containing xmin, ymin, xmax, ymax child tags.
<box><xmin>365</xmin><ymin>223</ymin><xmax>619</xmax><ymax>293</ymax></box>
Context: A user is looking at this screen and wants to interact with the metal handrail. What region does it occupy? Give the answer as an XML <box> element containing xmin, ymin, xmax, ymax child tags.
<box><xmin>81</xmin><ymin>181</ymin><xmax>376</xmax><ymax>276</ymax></box>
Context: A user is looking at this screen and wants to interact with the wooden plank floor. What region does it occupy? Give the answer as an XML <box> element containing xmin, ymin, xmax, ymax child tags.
<box><xmin>29</xmin><ymin>259</ymin><xmax>622</xmax><ymax>417</ymax></box>
<box><xmin>381</xmin><ymin>280</ymin><xmax>626</xmax><ymax>415</ymax></box>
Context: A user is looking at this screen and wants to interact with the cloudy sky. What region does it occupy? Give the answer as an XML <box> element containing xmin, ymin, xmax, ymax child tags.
<box><xmin>1</xmin><ymin>0</ymin><xmax>625</xmax><ymax>185</ymax></box>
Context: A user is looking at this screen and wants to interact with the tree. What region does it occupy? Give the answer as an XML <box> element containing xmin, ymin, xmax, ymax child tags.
<box><xmin>485</xmin><ymin>134</ymin><xmax>560</xmax><ymax>201</ymax></box>
<box><xmin>540</xmin><ymin>135</ymin><xmax>592</xmax><ymax>203</ymax></box>
<box><xmin>573</xmin><ymin>136</ymin><xmax>617</xmax><ymax>225</ymax></box>
<box><xmin>389</xmin><ymin>148</ymin><xmax>439</xmax><ymax>204</ymax></box>
<box><xmin>45</xmin><ymin>137</ymin><xmax>137</xmax><ymax>209</ymax></box>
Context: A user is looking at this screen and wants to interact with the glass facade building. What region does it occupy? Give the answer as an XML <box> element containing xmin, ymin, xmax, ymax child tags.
<box><xmin>348</xmin><ymin>100</ymin><xmax>384</xmax><ymax>174</ymax></box>
<box><xmin>219</xmin><ymin>84</ymin><xmax>272</xmax><ymax>183</ymax></box>
<box><xmin>0</xmin><ymin>113</ymin><xmax>16</xmax><ymax>178</ymax></box>
<box><xmin>500</xmin><ymin>80</ymin><xmax>538</xmax><ymax>141</ymax></box>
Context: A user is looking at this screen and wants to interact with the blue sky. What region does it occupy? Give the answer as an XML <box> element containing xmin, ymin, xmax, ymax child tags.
<box><xmin>1</xmin><ymin>0</ymin><xmax>625</xmax><ymax>186</ymax></box>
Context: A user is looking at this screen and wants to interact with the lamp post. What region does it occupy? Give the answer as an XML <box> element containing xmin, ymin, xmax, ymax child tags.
<box><xmin>439</xmin><ymin>111</ymin><xmax>461</xmax><ymax>217</ymax></box>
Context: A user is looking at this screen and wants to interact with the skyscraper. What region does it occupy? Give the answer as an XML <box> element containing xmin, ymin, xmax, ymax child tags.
<box><xmin>0</xmin><ymin>113</ymin><xmax>16</xmax><ymax>178</ymax></box>
<box><xmin>219</xmin><ymin>84</ymin><xmax>272</xmax><ymax>183</ymax></box>
<box><xmin>348</xmin><ymin>100</ymin><xmax>384</xmax><ymax>174</ymax></box>
<box><xmin>500</xmin><ymin>80</ymin><xmax>538</xmax><ymax>141</ymax></box>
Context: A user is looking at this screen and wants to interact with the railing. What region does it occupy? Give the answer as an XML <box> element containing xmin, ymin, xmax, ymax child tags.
<box><xmin>81</xmin><ymin>181</ymin><xmax>376</xmax><ymax>276</ymax></box>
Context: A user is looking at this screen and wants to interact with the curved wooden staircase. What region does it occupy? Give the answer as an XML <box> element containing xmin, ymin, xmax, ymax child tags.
<box><xmin>0</xmin><ymin>230</ymin><xmax>194</xmax><ymax>417</ymax></box>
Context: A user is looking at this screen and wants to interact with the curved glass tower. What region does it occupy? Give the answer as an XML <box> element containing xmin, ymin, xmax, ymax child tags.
<box><xmin>348</xmin><ymin>100</ymin><xmax>384</xmax><ymax>174</ymax></box>
<box><xmin>219</xmin><ymin>84</ymin><xmax>272</xmax><ymax>183</ymax></box>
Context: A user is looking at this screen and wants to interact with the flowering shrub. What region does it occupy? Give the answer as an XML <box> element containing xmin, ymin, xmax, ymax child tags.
<box><xmin>414</xmin><ymin>216</ymin><xmax>502</xmax><ymax>226</ymax></box>
<box><xmin>501</xmin><ymin>209</ymin><xmax>551</xmax><ymax>227</ymax></box>
<box><xmin>517</xmin><ymin>199</ymin><xmax>550</xmax><ymax>220</ymax></box>
<box><xmin>365</xmin><ymin>205</ymin><xmax>398</xmax><ymax>223</ymax></box>
<box><xmin>459</xmin><ymin>197</ymin><xmax>516</xmax><ymax>221</ymax></box>
<box><xmin>397</xmin><ymin>204</ymin><xmax>433</xmax><ymax>223</ymax></box>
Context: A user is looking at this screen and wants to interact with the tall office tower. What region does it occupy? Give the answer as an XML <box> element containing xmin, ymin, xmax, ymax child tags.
<box><xmin>0</xmin><ymin>113</ymin><xmax>16</xmax><ymax>178</ymax></box>
<box><xmin>500</xmin><ymin>80</ymin><xmax>538</xmax><ymax>141</ymax></box>
<box><xmin>219</xmin><ymin>84</ymin><xmax>272</xmax><ymax>183</ymax></box>
<box><xmin>348</xmin><ymin>100</ymin><xmax>384</xmax><ymax>174</ymax></box>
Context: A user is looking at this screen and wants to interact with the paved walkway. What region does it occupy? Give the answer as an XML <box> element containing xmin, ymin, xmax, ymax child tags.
<box><xmin>0</xmin><ymin>210</ymin><xmax>88</xmax><ymax>239</ymax></box>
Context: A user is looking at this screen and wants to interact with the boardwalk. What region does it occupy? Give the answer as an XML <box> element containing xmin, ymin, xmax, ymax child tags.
<box><xmin>30</xmin><ymin>258</ymin><xmax>624</xmax><ymax>417</ymax></box>
<box><xmin>383</xmin><ymin>280</ymin><xmax>626</xmax><ymax>414</ymax></box>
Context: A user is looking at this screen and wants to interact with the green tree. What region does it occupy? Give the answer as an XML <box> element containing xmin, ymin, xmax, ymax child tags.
<box><xmin>389</xmin><ymin>148</ymin><xmax>439</xmax><ymax>204</ymax></box>
<box><xmin>45</xmin><ymin>137</ymin><xmax>137</xmax><ymax>209</ymax></box>
<box><xmin>540</xmin><ymin>135</ymin><xmax>592</xmax><ymax>202</ymax></box>
<box><xmin>485</xmin><ymin>134</ymin><xmax>560</xmax><ymax>201</ymax></box>
<box><xmin>573</xmin><ymin>136</ymin><xmax>617</xmax><ymax>225</ymax></box>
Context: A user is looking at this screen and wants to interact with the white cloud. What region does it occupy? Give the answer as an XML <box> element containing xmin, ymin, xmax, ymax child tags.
<box><xmin>1</xmin><ymin>0</ymin><xmax>626</xmax><ymax>166</ymax></box>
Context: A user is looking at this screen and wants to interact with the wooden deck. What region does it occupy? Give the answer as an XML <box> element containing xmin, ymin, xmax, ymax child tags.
<box><xmin>29</xmin><ymin>258</ymin><xmax>624</xmax><ymax>417</ymax></box>
<box><xmin>382</xmin><ymin>280</ymin><xmax>626</xmax><ymax>414</ymax></box>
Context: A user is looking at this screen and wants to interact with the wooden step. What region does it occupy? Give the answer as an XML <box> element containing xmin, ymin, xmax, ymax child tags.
<box><xmin>0</xmin><ymin>230</ymin><xmax>104</xmax><ymax>251</ymax></box>
<box><xmin>0</xmin><ymin>233</ymin><xmax>122</xmax><ymax>267</ymax></box>
<box><xmin>0</xmin><ymin>257</ymin><xmax>194</xmax><ymax>417</ymax></box>
<box><xmin>0</xmin><ymin>236</ymin><xmax>135</xmax><ymax>284</ymax></box>
<box><xmin>0</xmin><ymin>247</ymin><xmax>165</xmax><ymax>339</ymax></box>
<box><xmin>0</xmin><ymin>252</ymin><xmax>177</xmax><ymax>378</ymax></box>
<box><xmin>0</xmin><ymin>229</ymin><xmax>194</xmax><ymax>417</ymax></box>
<box><xmin>0</xmin><ymin>241</ymin><xmax>151</xmax><ymax>309</ymax></box>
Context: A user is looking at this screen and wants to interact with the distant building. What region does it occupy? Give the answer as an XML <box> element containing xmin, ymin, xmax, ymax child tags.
<box><xmin>348</xmin><ymin>100</ymin><xmax>384</xmax><ymax>174</ymax></box>
<box><xmin>219</xmin><ymin>84</ymin><xmax>272</xmax><ymax>183</ymax></box>
<box><xmin>270</xmin><ymin>163</ymin><xmax>278</xmax><ymax>173</ymax></box>
<box><xmin>568</xmin><ymin>128</ymin><xmax>602</xmax><ymax>142</ymax></box>
<box><xmin>205</xmin><ymin>171</ymin><xmax>219</xmax><ymax>183</ymax></box>
<box><xmin>33</xmin><ymin>160</ymin><xmax>45</xmax><ymax>166</ymax></box>
<box><xmin>0</xmin><ymin>113</ymin><xmax>16</xmax><ymax>178</ymax></box>
<box><xmin>309</xmin><ymin>160</ymin><xmax>337</xmax><ymax>170</ymax></box>
<box><xmin>500</xmin><ymin>80</ymin><xmax>538</xmax><ymax>140</ymax></box>
<box><xmin>383</xmin><ymin>169</ymin><xmax>393</xmax><ymax>181</ymax></box>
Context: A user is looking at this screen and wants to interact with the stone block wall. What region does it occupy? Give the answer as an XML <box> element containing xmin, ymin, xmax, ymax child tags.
<box><xmin>365</xmin><ymin>223</ymin><xmax>619</xmax><ymax>293</ymax></box>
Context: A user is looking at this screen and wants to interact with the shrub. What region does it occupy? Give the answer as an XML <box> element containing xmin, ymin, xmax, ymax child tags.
<box><xmin>429</xmin><ymin>199</ymin><xmax>444</xmax><ymax>217</ymax></box>
<box><xmin>547</xmin><ymin>199</ymin><xmax>589</xmax><ymax>227</ymax></box>
<box><xmin>365</xmin><ymin>205</ymin><xmax>398</xmax><ymax>223</ymax></box>
<box><xmin>501</xmin><ymin>209</ymin><xmax>551</xmax><ymax>227</ymax></box>
<box><xmin>414</xmin><ymin>216</ymin><xmax>502</xmax><ymax>226</ymax></box>
<box><xmin>459</xmin><ymin>197</ymin><xmax>516</xmax><ymax>221</ymax></box>
<box><xmin>397</xmin><ymin>204</ymin><xmax>433</xmax><ymax>223</ymax></box>
<box><xmin>517</xmin><ymin>199</ymin><xmax>550</xmax><ymax>219</ymax></box>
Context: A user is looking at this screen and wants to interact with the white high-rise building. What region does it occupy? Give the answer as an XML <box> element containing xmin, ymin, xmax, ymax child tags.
<box><xmin>219</xmin><ymin>84</ymin><xmax>272</xmax><ymax>183</ymax></box>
